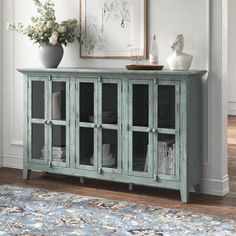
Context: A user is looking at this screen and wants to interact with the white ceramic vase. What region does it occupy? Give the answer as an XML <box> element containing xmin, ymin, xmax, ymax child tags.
<box><xmin>38</xmin><ymin>43</ymin><xmax>64</xmax><ymax>68</ymax></box>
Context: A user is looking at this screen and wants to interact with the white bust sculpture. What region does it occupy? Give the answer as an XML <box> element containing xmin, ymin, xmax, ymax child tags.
<box><xmin>167</xmin><ymin>34</ymin><xmax>193</xmax><ymax>70</ymax></box>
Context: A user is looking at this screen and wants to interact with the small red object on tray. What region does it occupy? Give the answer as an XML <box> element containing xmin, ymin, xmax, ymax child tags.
<box><xmin>126</xmin><ymin>64</ymin><xmax>164</xmax><ymax>70</ymax></box>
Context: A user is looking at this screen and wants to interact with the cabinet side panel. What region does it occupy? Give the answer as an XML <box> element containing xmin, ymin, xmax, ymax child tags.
<box><xmin>187</xmin><ymin>76</ymin><xmax>202</xmax><ymax>189</ymax></box>
<box><xmin>23</xmin><ymin>75</ymin><xmax>29</xmax><ymax>179</ymax></box>
<box><xmin>70</xmin><ymin>78</ymin><xmax>76</xmax><ymax>168</ymax></box>
<box><xmin>179</xmin><ymin>80</ymin><xmax>188</xmax><ymax>201</ymax></box>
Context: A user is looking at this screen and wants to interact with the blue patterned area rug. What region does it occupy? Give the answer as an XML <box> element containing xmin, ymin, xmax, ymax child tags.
<box><xmin>0</xmin><ymin>185</ymin><xmax>236</xmax><ymax>236</ymax></box>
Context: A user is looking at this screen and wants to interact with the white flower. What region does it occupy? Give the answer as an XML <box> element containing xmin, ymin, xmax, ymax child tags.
<box><xmin>46</xmin><ymin>21</ymin><xmax>53</xmax><ymax>29</ymax></box>
<box><xmin>49</xmin><ymin>31</ymin><xmax>58</xmax><ymax>45</ymax></box>
<box><xmin>58</xmin><ymin>25</ymin><xmax>67</xmax><ymax>33</ymax></box>
<box><xmin>37</xmin><ymin>26</ymin><xmax>44</xmax><ymax>32</ymax></box>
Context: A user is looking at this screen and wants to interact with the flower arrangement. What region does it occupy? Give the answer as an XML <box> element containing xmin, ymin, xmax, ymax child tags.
<box><xmin>7</xmin><ymin>0</ymin><xmax>93</xmax><ymax>51</ymax></box>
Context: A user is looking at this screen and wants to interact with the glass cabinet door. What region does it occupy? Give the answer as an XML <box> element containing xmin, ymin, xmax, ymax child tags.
<box><xmin>76</xmin><ymin>80</ymin><xmax>97</xmax><ymax>170</ymax></box>
<box><xmin>49</xmin><ymin>79</ymin><xmax>69</xmax><ymax>167</ymax></box>
<box><xmin>98</xmin><ymin>81</ymin><xmax>121</xmax><ymax>174</ymax></box>
<box><xmin>128</xmin><ymin>81</ymin><xmax>153</xmax><ymax>177</ymax></box>
<box><xmin>29</xmin><ymin>79</ymin><xmax>47</xmax><ymax>163</ymax></box>
<box><xmin>154</xmin><ymin>82</ymin><xmax>180</xmax><ymax>181</ymax></box>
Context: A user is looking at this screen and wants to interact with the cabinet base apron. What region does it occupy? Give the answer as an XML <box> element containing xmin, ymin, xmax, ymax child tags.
<box><xmin>23</xmin><ymin>164</ymin><xmax>202</xmax><ymax>203</ymax></box>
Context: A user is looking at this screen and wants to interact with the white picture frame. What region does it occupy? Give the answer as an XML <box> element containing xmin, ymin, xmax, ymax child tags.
<box><xmin>80</xmin><ymin>0</ymin><xmax>146</xmax><ymax>58</ymax></box>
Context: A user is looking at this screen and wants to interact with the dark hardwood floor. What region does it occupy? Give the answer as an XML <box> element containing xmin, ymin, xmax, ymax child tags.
<box><xmin>0</xmin><ymin>117</ymin><xmax>236</xmax><ymax>218</ymax></box>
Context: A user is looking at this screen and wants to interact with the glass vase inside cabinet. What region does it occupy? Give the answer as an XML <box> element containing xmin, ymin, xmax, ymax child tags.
<box><xmin>128</xmin><ymin>81</ymin><xmax>153</xmax><ymax>177</ymax></box>
<box><xmin>51</xmin><ymin>81</ymin><xmax>66</xmax><ymax>121</ymax></box>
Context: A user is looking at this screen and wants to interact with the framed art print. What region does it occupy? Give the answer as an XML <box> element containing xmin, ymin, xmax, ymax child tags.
<box><xmin>80</xmin><ymin>0</ymin><xmax>146</xmax><ymax>58</ymax></box>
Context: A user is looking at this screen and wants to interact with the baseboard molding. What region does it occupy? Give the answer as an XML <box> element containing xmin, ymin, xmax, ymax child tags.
<box><xmin>202</xmin><ymin>175</ymin><xmax>229</xmax><ymax>196</ymax></box>
<box><xmin>0</xmin><ymin>153</ymin><xmax>3</xmax><ymax>167</ymax></box>
<box><xmin>228</xmin><ymin>102</ymin><xmax>236</xmax><ymax>115</ymax></box>
<box><xmin>3</xmin><ymin>154</ymin><xmax>23</xmax><ymax>169</ymax></box>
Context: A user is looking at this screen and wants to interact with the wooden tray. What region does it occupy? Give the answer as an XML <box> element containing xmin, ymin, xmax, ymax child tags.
<box><xmin>126</xmin><ymin>64</ymin><xmax>164</xmax><ymax>70</ymax></box>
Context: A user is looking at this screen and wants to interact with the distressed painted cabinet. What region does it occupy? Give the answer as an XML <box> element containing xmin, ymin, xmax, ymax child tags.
<box><xmin>19</xmin><ymin>68</ymin><xmax>206</xmax><ymax>202</ymax></box>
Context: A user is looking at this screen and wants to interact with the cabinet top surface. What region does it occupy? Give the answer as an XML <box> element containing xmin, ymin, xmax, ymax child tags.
<box><xmin>18</xmin><ymin>68</ymin><xmax>207</xmax><ymax>78</ymax></box>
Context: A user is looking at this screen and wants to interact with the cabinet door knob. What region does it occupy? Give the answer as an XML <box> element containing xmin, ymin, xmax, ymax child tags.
<box><xmin>97</xmin><ymin>124</ymin><xmax>102</xmax><ymax>129</ymax></box>
<box><xmin>152</xmin><ymin>128</ymin><xmax>157</xmax><ymax>134</ymax></box>
<box><xmin>44</xmin><ymin>120</ymin><xmax>52</xmax><ymax>125</ymax></box>
<box><xmin>49</xmin><ymin>161</ymin><xmax>52</xmax><ymax>168</ymax></box>
<box><xmin>147</xmin><ymin>128</ymin><xmax>152</xmax><ymax>133</ymax></box>
<box><xmin>98</xmin><ymin>167</ymin><xmax>103</xmax><ymax>174</ymax></box>
<box><xmin>154</xmin><ymin>174</ymin><xmax>158</xmax><ymax>181</ymax></box>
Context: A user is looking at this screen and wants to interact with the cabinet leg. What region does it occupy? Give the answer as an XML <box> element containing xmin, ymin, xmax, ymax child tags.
<box><xmin>194</xmin><ymin>184</ymin><xmax>201</xmax><ymax>194</ymax></box>
<box><xmin>180</xmin><ymin>188</ymin><xmax>189</xmax><ymax>203</ymax></box>
<box><xmin>80</xmin><ymin>177</ymin><xmax>85</xmax><ymax>185</ymax></box>
<box><xmin>128</xmin><ymin>183</ymin><xmax>133</xmax><ymax>192</ymax></box>
<box><xmin>23</xmin><ymin>169</ymin><xmax>31</xmax><ymax>180</ymax></box>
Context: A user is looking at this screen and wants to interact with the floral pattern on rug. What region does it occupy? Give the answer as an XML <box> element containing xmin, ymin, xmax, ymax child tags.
<box><xmin>0</xmin><ymin>185</ymin><xmax>236</xmax><ymax>236</ymax></box>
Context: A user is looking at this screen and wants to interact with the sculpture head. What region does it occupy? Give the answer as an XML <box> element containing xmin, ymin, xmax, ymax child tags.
<box><xmin>171</xmin><ymin>34</ymin><xmax>184</xmax><ymax>52</ymax></box>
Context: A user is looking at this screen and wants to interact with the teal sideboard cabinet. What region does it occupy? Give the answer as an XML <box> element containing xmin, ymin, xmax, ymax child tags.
<box><xmin>18</xmin><ymin>68</ymin><xmax>206</xmax><ymax>202</ymax></box>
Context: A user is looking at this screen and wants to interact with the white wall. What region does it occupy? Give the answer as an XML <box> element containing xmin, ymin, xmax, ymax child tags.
<box><xmin>228</xmin><ymin>0</ymin><xmax>236</xmax><ymax>115</ymax></box>
<box><xmin>0</xmin><ymin>0</ymin><xmax>3</xmax><ymax>167</ymax></box>
<box><xmin>2</xmin><ymin>0</ymin><xmax>229</xmax><ymax>196</ymax></box>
